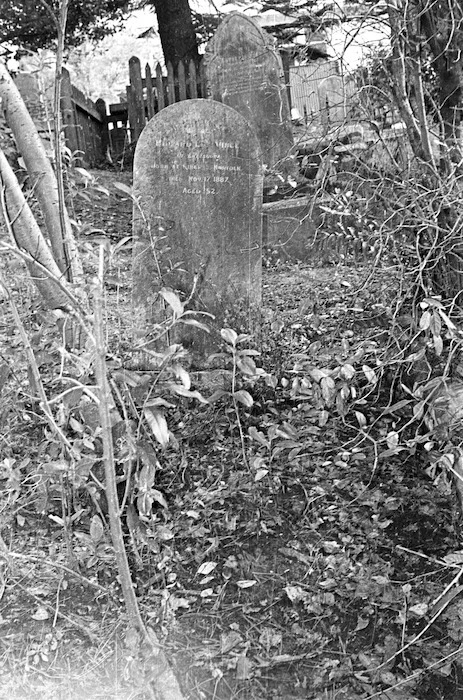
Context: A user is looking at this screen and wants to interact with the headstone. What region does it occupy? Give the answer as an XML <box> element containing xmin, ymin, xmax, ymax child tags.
<box><xmin>262</xmin><ymin>197</ymin><xmax>315</xmax><ymax>261</ymax></box>
<box><xmin>132</xmin><ymin>99</ymin><xmax>263</xmax><ymax>367</ymax></box>
<box><xmin>318</xmin><ymin>75</ymin><xmax>345</xmax><ymax>127</ymax></box>
<box><xmin>205</xmin><ymin>12</ymin><xmax>293</xmax><ymax>173</ymax></box>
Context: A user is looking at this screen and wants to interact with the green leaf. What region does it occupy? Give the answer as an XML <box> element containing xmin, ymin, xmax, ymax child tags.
<box><xmin>207</xmin><ymin>389</ymin><xmax>229</xmax><ymax>403</ymax></box>
<box><xmin>113</xmin><ymin>181</ymin><xmax>133</xmax><ymax>197</ymax></box>
<box><xmin>221</xmin><ymin>328</ymin><xmax>238</xmax><ymax>345</ymax></box>
<box><xmin>151</xmin><ymin>489</ymin><xmax>168</xmax><ymax>509</ymax></box>
<box><xmin>237</xmin><ymin>356</ymin><xmax>257</xmax><ymax>376</ymax></box>
<box><xmin>384</xmin><ymin>399</ymin><xmax>411</xmax><ymax>413</ymax></box>
<box><xmin>170</xmin><ymin>385</ymin><xmax>209</xmax><ymax>404</ymax></box>
<box><xmin>423</xmin><ymin>296</ymin><xmax>443</xmax><ymax>309</ymax></box>
<box><xmin>239</xmin><ymin>349</ymin><xmax>260</xmax><ymax>357</ymax></box>
<box><xmin>340</xmin><ymin>364</ymin><xmax>356</xmax><ymax>380</ymax></box>
<box><xmin>321</xmin><ymin>376</ymin><xmax>336</xmax><ymax>405</ymax></box>
<box><xmin>404</xmin><ymin>348</ymin><xmax>426</xmax><ymax>363</ymax></box>
<box><xmin>137</xmin><ymin>492</ymin><xmax>153</xmax><ymax>518</ymax></box>
<box><xmin>429</xmin><ymin>312</ymin><xmax>441</xmax><ymax>337</ymax></box>
<box><xmin>159</xmin><ymin>288</ymin><xmax>184</xmax><ymax>317</ymax></box>
<box><xmin>433</xmin><ymin>334</ymin><xmax>443</xmax><ymax>356</ymax></box>
<box><xmin>197</xmin><ymin>561</ymin><xmax>217</xmax><ymax>576</ymax></box>
<box><xmin>386</xmin><ymin>431</ymin><xmax>399</xmax><ymax>449</ymax></box>
<box><xmin>90</xmin><ymin>515</ymin><xmax>104</xmax><ymax>544</ymax></box>
<box><xmin>144</xmin><ymin>397</ymin><xmax>175</xmax><ymax>408</ymax></box>
<box><xmin>265</xmin><ymin>374</ymin><xmax>278</xmax><ymax>389</ymax></box>
<box><xmin>178</xmin><ymin>319</ymin><xmax>210</xmax><ymax>332</ymax></box>
<box><xmin>248</xmin><ymin>426</ymin><xmax>270</xmax><ymax>449</ymax></box>
<box><xmin>254</xmin><ymin>468</ymin><xmax>269</xmax><ymax>481</ymax></box>
<box><xmin>173</xmin><ymin>364</ymin><xmax>191</xmax><ymax>390</ymax></box>
<box><xmin>144</xmin><ymin>409</ymin><xmax>169</xmax><ymax>447</ymax></box>
<box><xmin>236</xmin><ymin>579</ymin><xmax>257</xmax><ymax>589</ymax></box>
<box><xmin>234</xmin><ymin>389</ymin><xmax>254</xmax><ymax>407</ymax></box>
<box><xmin>419</xmin><ymin>310</ymin><xmax>431</xmax><ymax>331</ymax></box>
<box><xmin>438</xmin><ymin>309</ymin><xmax>456</xmax><ymax>331</ymax></box>
<box><xmin>139</xmin><ymin>462</ymin><xmax>156</xmax><ymax>490</ymax></box>
<box><xmin>362</xmin><ymin>364</ymin><xmax>377</xmax><ymax>384</ymax></box>
<box><xmin>310</xmin><ymin>368</ymin><xmax>330</xmax><ymax>382</ymax></box>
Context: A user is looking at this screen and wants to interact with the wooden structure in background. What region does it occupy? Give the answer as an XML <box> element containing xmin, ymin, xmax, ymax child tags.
<box><xmin>12</xmin><ymin>58</ymin><xmax>207</xmax><ymax>166</ymax></box>
<box><xmin>61</xmin><ymin>69</ymin><xmax>108</xmax><ymax>167</ymax></box>
<box><xmin>105</xmin><ymin>56</ymin><xmax>207</xmax><ymax>157</ymax></box>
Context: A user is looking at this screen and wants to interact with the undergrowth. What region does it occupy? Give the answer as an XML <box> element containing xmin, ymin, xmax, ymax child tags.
<box><xmin>1</xmin><ymin>163</ymin><xmax>463</xmax><ymax>699</ymax></box>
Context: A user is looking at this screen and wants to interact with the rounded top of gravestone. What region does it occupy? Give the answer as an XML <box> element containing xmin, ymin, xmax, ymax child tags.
<box><xmin>205</xmin><ymin>11</ymin><xmax>277</xmax><ymax>59</ymax></box>
<box><xmin>134</xmin><ymin>98</ymin><xmax>262</xmax><ymax>165</ymax></box>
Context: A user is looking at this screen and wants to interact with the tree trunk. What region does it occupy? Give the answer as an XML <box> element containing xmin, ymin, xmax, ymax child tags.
<box><xmin>0</xmin><ymin>149</ymin><xmax>71</xmax><ymax>311</ymax></box>
<box><xmin>93</xmin><ymin>251</ymin><xmax>186</xmax><ymax>700</ymax></box>
<box><xmin>151</xmin><ymin>0</ymin><xmax>199</xmax><ymax>68</ymax></box>
<box><xmin>419</xmin><ymin>0</ymin><xmax>463</xmax><ymax>164</ymax></box>
<box><xmin>387</xmin><ymin>0</ymin><xmax>429</xmax><ymax>163</ymax></box>
<box><xmin>0</xmin><ymin>62</ymin><xmax>81</xmax><ymax>283</ymax></box>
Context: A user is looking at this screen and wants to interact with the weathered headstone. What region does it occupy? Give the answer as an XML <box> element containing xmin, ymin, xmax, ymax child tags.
<box><xmin>132</xmin><ymin>99</ymin><xmax>263</xmax><ymax>367</ymax></box>
<box><xmin>205</xmin><ymin>12</ymin><xmax>293</xmax><ymax>173</ymax></box>
<box><xmin>318</xmin><ymin>75</ymin><xmax>345</xmax><ymax>127</ymax></box>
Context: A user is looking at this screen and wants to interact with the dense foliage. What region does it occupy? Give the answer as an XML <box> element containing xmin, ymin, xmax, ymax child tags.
<box><xmin>0</xmin><ymin>0</ymin><xmax>128</xmax><ymax>51</ymax></box>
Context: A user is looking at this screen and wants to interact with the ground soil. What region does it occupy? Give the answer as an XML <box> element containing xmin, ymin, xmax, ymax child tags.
<box><xmin>0</xmin><ymin>169</ymin><xmax>462</xmax><ymax>700</ymax></box>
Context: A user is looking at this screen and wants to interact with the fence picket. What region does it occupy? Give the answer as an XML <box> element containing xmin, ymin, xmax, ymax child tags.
<box><xmin>178</xmin><ymin>61</ymin><xmax>187</xmax><ymax>101</ymax></box>
<box><xmin>128</xmin><ymin>56</ymin><xmax>145</xmax><ymax>140</ymax></box>
<box><xmin>107</xmin><ymin>55</ymin><xmax>210</xmax><ymax>156</ymax></box>
<box><xmin>188</xmin><ymin>59</ymin><xmax>198</xmax><ymax>98</ymax></box>
<box><xmin>60</xmin><ymin>68</ymin><xmax>81</xmax><ymax>158</ymax></box>
<box><xmin>155</xmin><ymin>63</ymin><xmax>165</xmax><ymax>111</ymax></box>
<box><xmin>166</xmin><ymin>61</ymin><xmax>175</xmax><ymax>105</ymax></box>
<box><xmin>145</xmin><ymin>63</ymin><xmax>155</xmax><ymax>120</ymax></box>
<box><xmin>126</xmin><ymin>85</ymin><xmax>138</xmax><ymax>145</ymax></box>
<box><xmin>198</xmin><ymin>58</ymin><xmax>207</xmax><ymax>97</ymax></box>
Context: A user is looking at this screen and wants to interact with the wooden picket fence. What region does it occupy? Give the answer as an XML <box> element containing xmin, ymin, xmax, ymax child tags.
<box><xmin>8</xmin><ymin>69</ymin><xmax>108</xmax><ymax>167</ymax></box>
<box><xmin>54</xmin><ymin>57</ymin><xmax>207</xmax><ymax>165</ymax></box>
<box><xmin>61</xmin><ymin>68</ymin><xmax>108</xmax><ymax>166</ymax></box>
<box><xmin>127</xmin><ymin>56</ymin><xmax>207</xmax><ymax>141</ymax></box>
<box><xmin>104</xmin><ymin>56</ymin><xmax>207</xmax><ymax>160</ymax></box>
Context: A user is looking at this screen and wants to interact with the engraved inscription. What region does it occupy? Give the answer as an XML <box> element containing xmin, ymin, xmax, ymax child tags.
<box><xmin>219</xmin><ymin>63</ymin><xmax>267</xmax><ymax>97</ymax></box>
<box><xmin>151</xmin><ymin>137</ymin><xmax>243</xmax><ymax>197</ymax></box>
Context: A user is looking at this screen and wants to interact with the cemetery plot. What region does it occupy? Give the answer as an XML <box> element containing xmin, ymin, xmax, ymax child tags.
<box><xmin>132</xmin><ymin>99</ymin><xmax>262</xmax><ymax>365</ymax></box>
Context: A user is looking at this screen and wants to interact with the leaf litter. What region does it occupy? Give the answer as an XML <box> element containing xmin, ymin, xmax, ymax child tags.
<box><xmin>0</xmin><ymin>170</ymin><xmax>462</xmax><ymax>699</ymax></box>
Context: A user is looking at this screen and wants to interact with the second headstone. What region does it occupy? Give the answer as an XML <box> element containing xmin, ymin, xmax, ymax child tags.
<box><xmin>205</xmin><ymin>12</ymin><xmax>293</xmax><ymax>172</ymax></box>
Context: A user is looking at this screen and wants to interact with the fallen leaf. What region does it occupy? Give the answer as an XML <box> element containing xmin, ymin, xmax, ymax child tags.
<box><xmin>32</xmin><ymin>606</ymin><xmax>49</xmax><ymax>621</ymax></box>
<box><xmin>236</xmin><ymin>579</ymin><xmax>257</xmax><ymax>589</ymax></box>
<box><xmin>197</xmin><ymin>561</ymin><xmax>217</xmax><ymax>576</ymax></box>
<box><xmin>236</xmin><ymin>653</ymin><xmax>253</xmax><ymax>679</ymax></box>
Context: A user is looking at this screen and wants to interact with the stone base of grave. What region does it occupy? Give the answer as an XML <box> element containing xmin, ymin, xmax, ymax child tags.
<box><xmin>262</xmin><ymin>196</ymin><xmax>317</xmax><ymax>261</ymax></box>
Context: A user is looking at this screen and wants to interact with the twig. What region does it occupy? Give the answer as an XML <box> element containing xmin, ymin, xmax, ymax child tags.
<box><xmin>364</xmin><ymin>646</ymin><xmax>463</xmax><ymax>699</ymax></box>
<box><xmin>15</xmin><ymin>580</ymin><xmax>100</xmax><ymax>642</ymax></box>
<box><xmin>374</xmin><ymin>564</ymin><xmax>463</xmax><ymax>671</ymax></box>
<box><xmin>0</xmin><ymin>273</ymin><xmax>79</xmax><ymax>459</ymax></box>
<box><xmin>396</xmin><ymin>545</ymin><xmax>459</xmax><ymax>569</ymax></box>
<box><xmin>93</xmin><ymin>245</ymin><xmax>186</xmax><ymax>700</ymax></box>
<box><xmin>1</xmin><ymin>551</ymin><xmax>109</xmax><ymax>594</ymax></box>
